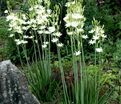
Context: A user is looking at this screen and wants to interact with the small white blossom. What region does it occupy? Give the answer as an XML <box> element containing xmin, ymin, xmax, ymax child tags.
<box><xmin>29</xmin><ymin>36</ymin><xmax>34</xmax><ymax>39</ymax></box>
<box><xmin>15</xmin><ymin>39</ymin><xmax>20</xmax><ymax>42</ymax></box>
<box><xmin>47</xmin><ymin>9</ymin><xmax>52</xmax><ymax>14</ymax></box>
<box><xmin>29</xmin><ymin>7</ymin><xmax>34</xmax><ymax>11</ymax></box>
<box><xmin>22</xmin><ymin>14</ymin><xmax>27</xmax><ymax>20</ymax></box>
<box><xmin>9</xmin><ymin>34</ymin><xmax>14</xmax><ymax>37</ymax></box>
<box><xmin>15</xmin><ymin>40</ymin><xmax>28</xmax><ymax>45</ymax></box>
<box><xmin>42</xmin><ymin>44</ymin><xmax>47</xmax><ymax>48</ymax></box>
<box><xmin>21</xmin><ymin>40</ymin><xmax>28</xmax><ymax>44</ymax></box>
<box><xmin>51</xmin><ymin>38</ymin><xmax>58</xmax><ymax>43</ymax></box>
<box><xmin>57</xmin><ymin>43</ymin><xmax>63</xmax><ymax>47</ymax></box>
<box><xmin>38</xmin><ymin>30</ymin><xmax>43</xmax><ymax>34</ymax></box>
<box><xmin>74</xmin><ymin>51</ymin><xmax>81</xmax><ymax>56</ymax></box>
<box><xmin>101</xmin><ymin>34</ymin><xmax>107</xmax><ymax>39</ymax></box>
<box><xmin>63</xmin><ymin>14</ymin><xmax>70</xmax><ymax>22</ymax></box>
<box><xmin>53</xmin><ymin>32</ymin><xmax>62</xmax><ymax>37</ymax></box>
<box><xmin>16</xmin><ymin>41</ymin><xmax>22</xmax><ymax>45</ymax></box>
<box><xmin>89</xmin><ymin>29</ymin><xmax>95</xmax><ymax>33</ymax></box>
<box><xmin>44</xmin><ymin>31</ymin><xmax>50</xmax><ymax>34</ymax></box>
<box><xmin>77</xmin><ymin>28</ymin><xmax>84</xmax><ymax>33</ymax></box>
<box><xmin>35</xmin><ymin>40</ymin><xmax>38</xmax><ymax>43</ymax></box>
<box><xmin>82</xmin><ymin>35</ymin><xmax>88</xmax><ymax>39</ymax></box>
<box><xmin>48</xmin><ymin>26</ymin><xmax>56</xmax><ymax>33</ymax></box>
<box><xmin>89</xmin><ymin>40</ymin><xmax>96</xmax><ymax>45</ymax></box>
<box><xmin>4</xmin><ymin>10</ymin><xmax>8</xmax><ymax>14</ymax></box>
<box><xmin>43</xmin><ymin>42</ymin><xmax>49</xmax><ymax>45</ymax></box>
<box><xmin>40</xmin><ymin>26</ymin><xmax>46</xmax><ymax>30</ymax></box>
<box><xmin>70</xmin><ymin>22</ymin><xmax>79</xmax><ymax>27</ymax></box>
<box><xmin>68</xmin><ymin>32</ymin><xmax>73</xmax><ymax>35</ymax></box>
<box><xmin>93</xmin><ymin>35</ymin><xmax>99</xmax><ymax>40</ymax></box>
<box><xmin>95</xmin><ymin>47</ymin><xmax>103</xmax><ymax>53</ymax></box>
<box><xmin>8</xmin><ymin>28</ymin><xmax>12</xmax><ymax>31</ymax></box>
<box><xmin>23</xmin><ymin>35</ymin><xmax>29</xmax><ymax>39</ymax></box>
<box><xmin>66</xmin><ymin>23</ymin><xmax>71</xmax><ymax>27</ymax></box>
<box><xmin>72</xmin><ymin>13</ymin><xmax>84</xmax><ymax>19</ymax></box>
<box><xmin>22</xmin><ymin>26</ymin><xmax>28</xmax><ymax>30</ymax></box>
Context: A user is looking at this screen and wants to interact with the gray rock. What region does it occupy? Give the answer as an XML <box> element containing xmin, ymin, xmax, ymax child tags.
<box><xmin>0</xmin><ymin>60</ymin><xmax>40</xmax><ymax>104</ymax></box>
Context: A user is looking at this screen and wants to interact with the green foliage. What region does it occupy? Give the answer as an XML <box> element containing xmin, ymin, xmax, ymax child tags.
<box><xmin>7</xmin><ymin>0</ymin><xmax>23</xmax><ymax>10</ymax></box>
<box><xmin>25</xmin><ymin>61</ymin><xmax>62</xmax><ymax>103</ymax></box>
<box><xmin>0</xmin><ymin>17</ymin><xmax>9</xmax><ymax>38</ymax></box>
<box><xmin>0</xmin><ymin>17</ymin><xmax>21</xmax><ymax>62</ymax></box>
<box><xmin>113</xmin><ymin>40</ymin><xmax>121</xmax><ymax>68</ymax></box>
<box><xmin>0</xmin><ymin>17</ymin><xmax>9</xmax><ymax>60</ymax></box>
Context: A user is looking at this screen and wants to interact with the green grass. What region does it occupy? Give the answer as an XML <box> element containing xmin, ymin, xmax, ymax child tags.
<box><xmin>0</xmin><ymin>17</ymin><xmax>9</xmax><ymax>39</ymax></box>
<box><xmin>0</xmin><ymin>16</ymin><xmax>9</xmax><ymax>60</ymax></box>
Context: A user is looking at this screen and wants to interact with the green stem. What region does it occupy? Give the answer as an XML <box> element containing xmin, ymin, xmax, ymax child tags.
<box><xmin>57</xmin><ymin>47</ymin><xmax>69</xmax><ymax>104</ymax></box>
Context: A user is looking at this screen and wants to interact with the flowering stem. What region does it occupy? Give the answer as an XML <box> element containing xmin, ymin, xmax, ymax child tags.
<box><xmin>57</xmin><ymin>47</ymin><xmax>69</xmax><ymax>104</ymax></box>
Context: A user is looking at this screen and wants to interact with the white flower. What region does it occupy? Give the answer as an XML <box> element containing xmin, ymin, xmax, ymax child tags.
<box><xmin>66</xmin><ymin>23</ymin><xmax>71</xmax><ymax>27</ymax></box>
<box><xmin>74</xmin><ymin>51</ymin><xmax>81</xmax><ymax>56</ymax></box>
<box><xmin>82</xmin><ymin>35</ymin><xmax>88</xmax><ymax>39</ymax></box>
<box><xmin>101</xmin><ymin>34</ymin><xmax>107</xmax><ymax>39</ymax></box>
<box><xmin>48</xmin><ymin>26</ymin><xmax>55</xmax><ymax>33</ymax></box>
<box><xmin>43</xmin><ymin>42</ymin><xmax>49</xmax><ymax>45</ymax></box>
<box><xmin>70</xmin><ymin>22</ymin><xmax>79</xmax><ymax>27</ymax></box>
<box><xmin>6</xmin><ymin>13</ymin><xmax>17</xmax><ymax>21</ymax></box>
<box><xmin>65</xmin><ymin>2</ymin><xmax>71</xmax><ymax>7</ymax></box>
<box><xmin>22</xmin><ymin>14</ymin><xmax>27</xmax><ymax>20</ymax></box>
<box><xmin>4</xmin><ymin>10</ymin><xmax>8</xmax><ymax>14</ymax></box>
<box><xmin>17</xmin><ymin>30</ymin><xmax>23</xmax><ymax>34</ymax></box>
<box><xmin>9</xmin><ymin>34</ymin><xmax>14</xmax><ymax>37</ymax></box>
<box><xmin>38</xmin><ymin>30</ymin><xmax>43</xmax><ymax>34</ymax></box>
<box><xmin>72</xmin><ymin>13</ymin><xmax>84</xmax><ymax>19</ymax></box>
<box><xmin>65</xmin><ymin>1</ymin><xmax>75</xmax><ymax>7</ymax></box>
<box><xmin>8</xmin><ymin>28</ymin><xmax>12</xmax><ymax>31</ymax></box>
<box><xmin>63</xmin><ymin>14</ymin><xmax>70</xmax><ymax>22</ymax></box>
<box><xmin>93</xmin><ymin>35</ymin><xmax>99</xmax><ymax>40</ymax></box>
<box><xmin>100</xmin><ymin>29</ymin><xmax>105</xmax><ymax>34</ymax></box>
<box><xmin>21</xmin><ymin>40</ymin><xmax>28</xmax><ymax>44</ymax></box>
<box><xmin>29</xmin><ymin>7</ymin><xmax>33</xmax><ymax>11</ymax></box>
<box><xmin>47</xmin><ymin>9</ymin><xmax>52</xmax><ymax>14</ymax></box>
<box><xmin>16</xmin><ymin>41</ymin><xmax>22</xmax><ymax>45</ymax></box>
<box><xmin>44</xmin><ymin>31</ymin><xmax>50</xmax><ymax>34</ymax></box>
<box><xmin>22</xmin><ymin>26</ymin><xmax>28</xmax><ymax>30</ymax></box>
<box><xmin>40</xmin><ymin>26</ymin><xmax>46</xmax><ymax>30</ymax></box>
<box><xmin>29</xmin><ymin>36</ymin><xmax>34</xmax><ymax>39</ymax></box>
<box><xmin>35</xmin><ymin>40</ymin><xmax>38</xmax><ymax>43</ymax></box>
<box><xmin>15</xmin><ymin>39</ymin><xmax>28</xmax><ymax>45</ymax></box>
<box><xmin>89</xmin><ymin>40</ymin><xmax>96</xmax><ymax>45</ymax></box>
<box><xmin>53</xmin><ymin>32</ymin><xmax>62</xmax><ymax>37</ymax></box>
<box><xmin>42</xmin><ymin>44</ymin><xmax>47</xmax><ymax>48</ymax></box>
<box><xmin>77</xmin><ymin>28</ymin><xmax>84</xmax><ymax>33</ymax></box>
<box><xmin>51</xmin><ymin>38</ymin><xmax>58</xmax><ymax>43</ymax></box>
<box><xmin>23</xmin><ymin>35</ymin><xmax>29</xmax><ymax>39</ymax></box>
<box><xmin>67</xmin><ymin>32</ymin><xmax>73</xmax><ymax>35</ymax></box>
<box><xmin>57</xmin><ymin>43</ymin><xmax>63</xmax><ymax>47</ymax></box>
<box><xmin>89</xmin><ymin>29</ymin><xmax>95</xmax><ymax>33</ymax></box>
<box><xmin>15</xmin><ymin>39</ymin><xmax>20</xmax><ymax>42</ymax></box>
<box><xmin>96</xmin><ymin>47</ymin><xmax>103</xmax><ymax>53</ymax></box>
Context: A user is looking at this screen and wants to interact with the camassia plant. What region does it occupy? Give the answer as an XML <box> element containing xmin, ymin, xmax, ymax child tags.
<box><xmin>5</xmin><ymin>0</ymin><xmax>112</xmax><ymax>103</ymax></box>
